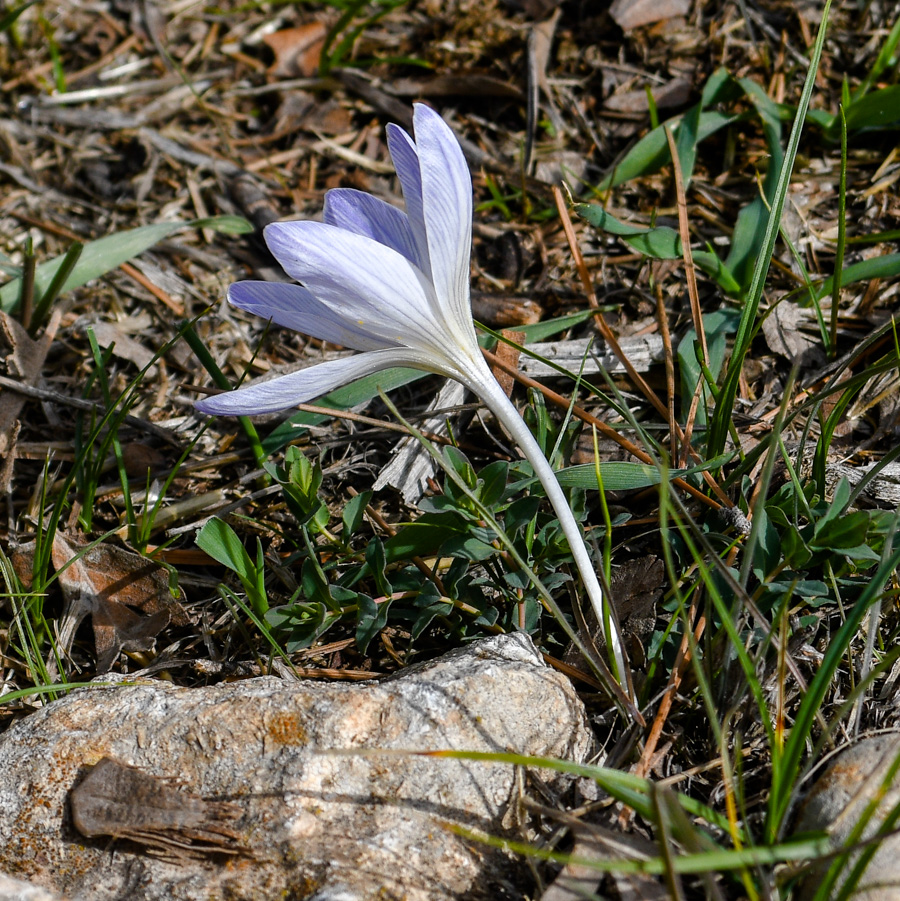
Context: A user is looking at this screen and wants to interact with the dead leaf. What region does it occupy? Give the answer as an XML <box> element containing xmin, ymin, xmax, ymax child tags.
<box><xmin>471</xmin><ymin>293</ymin><xmax>543</xmax><ymax>328</ymax></box>
<box><xmin>70</xmin><ymin>757</ymin><xmax>248</xmax><ymax>861</ymax></box>
<box><xmin>564</xmin><ymin>557</ymin><xmax>665</xmax><ymax>670</ymax></box>
<box><xmin>89</xmin><ymin>321</ymin><xmax>157</xmax><ymax>374</ymax></box>
<box><xmin>609</xmin><ymin>0</ymin><xmax>690</xmax><ymax>30</ymax></box>
<box><xmin>604</xmin><ymin>76</ymin><xmax>694</xmax><ymax>113</ymax></box>
<box><xmin>761</xmin><ymin>301</ymin><xmax>820</xmax><ymax>362</ymax></box>
<box><xmin>389</xmin><ymin>74</ymin><xmax>524</xmax><ymax>101</ymax></box>
<box><xmin>51</xmin><ymin>533</ymin><xmax>188</xmax><ymax>673</ymax></box>
<box><xmin>0</xmin><ymin>309</ymin><xmax>61</xmax><ymax>464</ymax></box>
<box><xmin>490</xmin><ymin>330</ymin><xmax>525</xmax><ymax>397</ymax></box>
<box><xmin>263</xmin><ymin>23</ymin><xmax>327</xmax><ymax>78</ymax></box>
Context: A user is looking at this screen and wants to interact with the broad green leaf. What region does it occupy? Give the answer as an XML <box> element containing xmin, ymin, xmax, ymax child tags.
<box><xmin>410</xmin><ymin>583</ymin><xmax>453</xmax><ymax>640</ymax></box>
<box><xmin>441</xmin><ymin>532</ymin><xmax>499</xmax><ymax>562</ymax></box>
<box><xmin>355</xmin><ymin>594</ymin><xmax>391</xmax><ymax>653</ymax></box>
<box><xmin>196</xmin><ymin>517</ymin><xmax>255</xmax><ymax>582</ymax></box>
<box><xmin>383</xmin><ymin>518</ymin><xmax>467</xmax><ymax>562</ymax></box>
<box><xmin>555</xmin><ymin>462</ymin><xmax>680</xmax><ymax>490</ymax></box>
<box><xmin>514</xmin><ymin>309</ymin><xmax>596</xmax><ymax>343</ymax></box>
<box><xmin>677</xmin><ymin>308</ymin><xmax>740</xmax><ymax>426</ymax></box>
<box><xmin>723</xmin><ymin>78</ymin><xmax>784</xmax><ymax>292</ymax></box>
<box><xmin>477</xmin><ymin>460</ymin><xmax>509</xmax><ymax>508</ymax></box>
<box><xmin>0</xmin><ymin>216</ymin><xmax>252</xmax><ymax>312</ymax></box>
<box><xmin>812</xmin><ymin>511</ymin><xmax>872</xmax><ymax>550</ymax></box>
<box><xmin>575</xmin><ymin>206</ymin><xmax>738</xmax><ymax>292</ymax></box>
<box><xmin>814</xmin><ymin>253</ymin><xmax>900</xmax><ymax>300</ymax></box>
<box><xmin>262</xmin><ymin>367</ymin><xmax>426</xmax><ymax>453</ymax></box>
<box><xmin>0</xmin><ymin>1</ymin><xmax>36</xmax><ymax>33</ymax></box>
<box><xmin>843</xmin><ymin>85</ymin><xmax>900</xmax><ymax>133</ymax></box>
<box><xmin>597</xmin><ymin>110</ymin><xmax>742</xmax><ymax>191</ymax></box>
<box><xmin>342</xmin><ymin>490</ymin><xmax>372</xmax><ymax>542</ymax></box>
<box><xmin>365</xmin><ymin>538</ymin><xmax>391</xmax><ymax>599</ymax></box>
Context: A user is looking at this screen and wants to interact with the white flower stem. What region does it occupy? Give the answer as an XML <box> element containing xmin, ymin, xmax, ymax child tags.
<box><xmin>478</xmin><ymin>377</ymin><xmax>630</xmax><ymax>689</ymax></box>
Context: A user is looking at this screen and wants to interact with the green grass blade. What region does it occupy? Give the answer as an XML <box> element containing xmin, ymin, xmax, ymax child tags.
<box><xmin>708</xmin><ymin>0</ymin><xmax>835</xmax><ymax>458</ymax></box>
<box><xmin>0</xmin><ymin>216</ymin><xmax>252</xmax><ymax>313</ymax></box>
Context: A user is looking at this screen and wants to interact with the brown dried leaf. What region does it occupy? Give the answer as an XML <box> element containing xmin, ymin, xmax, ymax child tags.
<box><xmin>760</xmin><ymin>301</ymin><xmax>820</xmax><ymax>362</ymax></box>
<box><xmin>471</xmin><ymin>292</ymin><xmax>543</xmax><ymax>328</ymax></box>
<box><xmin>52</xmin><ymin>533</ymin><xmax>188</xmax><ymax>673</ymax></box>
<box><xmin>605</xmin><ymin>76</ymin><xmax>694</xmax><ymax>113</ymax></box>
<box><xmin>89</xmin><ymin>321</ymin><xmax>157</xmax><ymax>374</ymax></box>
<box><xmin>390</xmin><ymin>73</ymin><xmax>524</xmax><ymax>101</ymax></box>
<box><xmin>0</xmin><ymin>309</ymin><xmax>60</xmax><ymax>461</ymax></box>
<box><xmin>263</xmin><ymin>23</ymin><xmax>327</xmax><ymax>79</ymax></box>
<box><xmin>609</xmin><ymin>0</ymin><xmax>690</xmax><ymax>30</ymax></box>
<box><xmin>70</xmin><ymin>757</ymin><xmax>247</xmax><ymax>861</ymax></box>
<box><xmin>491</xmin><ymin>330</ymin><xmax>525</xmax><ymax>397</ymax></box>
<box><xmin>564</xmin><ymin>557</ymin><xmax>665</xmax><ymax>670</ymax></box>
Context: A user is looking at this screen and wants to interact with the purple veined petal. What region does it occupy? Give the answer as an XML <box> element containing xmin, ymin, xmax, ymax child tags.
<box><xmin>386</xmin><ymin>122</ymin><xmax>431</xmax><ymax>275</ymax></box>
<box><xmin>228</xmin><ymin>281</ymin><xmax>398</xmax><ymax>353</ymax></box>
<box><xmin>410</xmin><ymin>104</ymin><xmax>476</xmax><ymax>339</ymax></box>
<box><xmin>264</xmin><ymin>220</ymin><xmax>450</xmax><ymax>353</ymax></box>
<box><xmin>322</xmin><ymin>189</ymin><xmax>424</xmax><ymax>270</ymax></box>
<box><xmin>195</xmin><ymin>347</ymin><xmax>450</xmax><ymax>416</ymax></box>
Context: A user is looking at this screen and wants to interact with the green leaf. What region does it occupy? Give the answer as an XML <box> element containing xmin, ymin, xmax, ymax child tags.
<box><xmin>365</xmin><ymin>538</ymin><xmax>392</xmax><ymax>599</ymax></box>
<box><xmin>342</xmin><ymin>490</ymin><xmax>372</xmax><ymax>542</ymax></box>
<box><xmin>196</xmin><ymin>518</ymin><xmax>255</xmax><ymax>583</ymax></box>
<box><xmin>410</xmin><ymin>582</ymin><xmax>453</xmax><ymax>640</ymax></box>
<box><xmin>677</xmin><ymin>309</ymin><xmax>740</xmax><ymax>426</ymax></box>
<box><xmin>356</xmin><ymin>594</ymin><xmax>391</xmax><ymax>653</ymax></box>
<box><xmin>554</xmin><ymin>462</ymin><xmax>677</xmax><ymax>490</ymax></box>
<box><xmin>300</xmin><ymin>558</ymin><xmax>333</xmax><ymax>609</ymax></box>
<box><xmin>575</xmin><ymin>206</ymin><xmax>738</xmax><ymax>293</ymax></box>
<box><xmin>383</xmin><ymin>517</ymin><xmax>467</xmax><ymax>562</ymax></box>
<box><xmin>0</xmin><ymin>1</ymin><xmax>36</xmax><ymax>33</ymax></box>
<box><xmin>597</xmin><ymin>110</ymin><xmax>742</xmax><ymax>191</ymax></box>
<box><xmin>812</xmin><ymin>510</ymin><xmax>872</xmax><ymax>550</ymax></box>
<box><xmin>0</xmin><ymin>216</ymin><xmax>252</xmax><ymax>313</ymax></box>
<box><xmin>477</xmin><ymin>460</ymin><xmax>509</xmax><ymax>508</ymax></box>
<box><xmin>843</xmin><ymin>85</ymin><xmax>900</xmax><ymax>133</ymax></box>
<box><xmin>441</xmin><ymin>532</ymin><xmax>498</xmax><ymax>562</ymax></box>
<box><xmin>813</xmin><ymin>253</ymin><xmax>900</xmax><ymax>301</ymax></box>
<box><xmin>262</xmin><ymin>367</ymin><xmax>426</xmax><ymax>453</ymax></box>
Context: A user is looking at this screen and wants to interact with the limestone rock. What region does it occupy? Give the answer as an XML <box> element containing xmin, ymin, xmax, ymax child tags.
<box><xmin>794</xmin><ymin>732</ymin><xmax>900</xmax><ymax>900</ymax></box>
<box><xmin>0</xmin><ymin>633</ymin><xmax>595</xmax><ymax>901</ymax></box>
<box><xmin>0</xmin><ymin>874</ymin><xmax>68</xmax><ymax>901</ymax></box>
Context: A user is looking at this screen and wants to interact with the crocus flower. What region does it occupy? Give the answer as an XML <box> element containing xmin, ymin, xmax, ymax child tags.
<box><xmin>197</xmin><ymin>103</ymin><xmax>629</xmax><ymax>690</ymax></box>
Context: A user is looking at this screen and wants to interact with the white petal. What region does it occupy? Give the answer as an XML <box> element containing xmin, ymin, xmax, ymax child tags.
<box><xmin>195</xmin><ymin>348</ymin><xmax>449</xmax><ymax>416</ymax></box>
<box><xmin>228</xmin><ymin>281</ymin><xmax>397</xmax><ymax>352</ymax></box>
<box><xmin>263</xmin><ymin>221</ymin><xmax>448</xmax><ymax>353</ymax></box>
<box><xmin>412</xmin><ymin>104</ymin><xmax>476</xmax><ymax>338</ymax></box>
<box><xmin>386</xmin><ymin>122</ymin><xmax>431</xmax><ymax>274</ymax></box>
<box><xmin>322</xmin><ymin>189</ymin><xmax>423</xmax><ymax>269</ymax></box>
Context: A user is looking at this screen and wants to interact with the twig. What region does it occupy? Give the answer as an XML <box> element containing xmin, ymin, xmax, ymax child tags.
<box><xmin>0</xmin><ymin>374</ymin><xmax>182</xmax><ymax>446</ymax></box>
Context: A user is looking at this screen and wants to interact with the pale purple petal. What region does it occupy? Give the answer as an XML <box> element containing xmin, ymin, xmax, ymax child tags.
<box><xmin>412</xmin><ymin>104</ymin><xmax>475</xmax><ymax>334</ymax></box>
<box><xmin>322</xmin><ymin>189</ymin><xmax>423</xmax><ymax>269</ymax></box>
<box><xmin>386</xmin><ymin>122</ymin><xmax>431</xmax><ymax>274</ymax></box>
<box><xmin>195</xmin><ymin>348</ymin><xmax>445</xmax><ymax>416</ymax></box>
<box><xmin>227</xmin><ymin>281</ymin><xmax>396</xmax><ymax>353</ymax></box>
<box><xmin>264</xmin><ymin>221</ymin><xmax>446</xmax><ymax>352</ymax></box>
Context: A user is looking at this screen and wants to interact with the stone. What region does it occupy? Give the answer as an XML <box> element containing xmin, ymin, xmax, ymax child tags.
<box><xmin>0</xmin><ymin>874</ymin><xmax>67</xmax><ymax>901</ymax></box>
<box><xmin>0</xmin><ymin>633</ymin><xmax>595</xmax><ymax>901</ymax></box>
<box><xmin>794</xmin><ymin>732</ymin><xmax>900</xmax><ymax>900</ymax></box>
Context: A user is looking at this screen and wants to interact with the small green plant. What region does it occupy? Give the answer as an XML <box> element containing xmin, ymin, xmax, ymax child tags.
<box><xmin>316</xmin><ymin>0</ymin><xmax>419</xmax><ymax>74</ymax></box>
